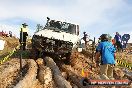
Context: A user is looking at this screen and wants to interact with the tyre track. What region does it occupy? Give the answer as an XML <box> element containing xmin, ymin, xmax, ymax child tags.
<box><xmin>14</xmin><ymin>59</ymin><xmax>38</xmax><ymax>88</ymax></box>
<box><xmin>0</xmin><ymin>58</ymin><xmax>27</xmax><ymax>88</ymax></box>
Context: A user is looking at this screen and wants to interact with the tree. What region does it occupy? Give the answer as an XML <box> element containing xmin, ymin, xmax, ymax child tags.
<box><xmin>107</xmin><ymin>34</ymin><xmax>112</xmax><ymax>41</ymax></box>
<box><xmin>36</xmin><ymin>24</ymin><xmax>43</xmax><ymax>32</ymax></box>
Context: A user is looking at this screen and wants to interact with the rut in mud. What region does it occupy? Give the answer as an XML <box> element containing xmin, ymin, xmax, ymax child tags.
<box><xmin>0</xmin><ymin>38</ymin><xmax>132</xmax><ymax>88</ymax></box>
<box><xmin>0</xmin><ymin>51</ymin><xmax>132</xmax><ymax>88</ymax></box>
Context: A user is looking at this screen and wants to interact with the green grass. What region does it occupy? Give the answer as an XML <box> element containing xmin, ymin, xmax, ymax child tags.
<box><xmin>12</xmin><ymin>50</ymin><xmax>30</xmax><ymax>59</ymax></box>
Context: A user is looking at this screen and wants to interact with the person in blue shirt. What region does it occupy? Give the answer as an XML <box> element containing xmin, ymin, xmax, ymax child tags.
<box><xmin>122</xmin><ymin>34</ymin><xmax>130</xmax><ymax>48</ymax></box>
<box><xmin>95</xmin><ymin>34</ymin><xmax>116</xmax><ymax>80</ymax></box>
<box><xmin>114</xmin><ymin>32</ymin><xmax>123</xmax><ymax>52</ymax></box>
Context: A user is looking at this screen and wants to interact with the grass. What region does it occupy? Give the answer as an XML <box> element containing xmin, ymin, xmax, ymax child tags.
<box><xmin>12</xmin><ymin>50</ymin><xmax>30</xmax><ymax>59</ymax></box>
<box><xmin>0</xmin><ymin>37</ymin><xmax>19</xmax><ymax>59</ymax></box>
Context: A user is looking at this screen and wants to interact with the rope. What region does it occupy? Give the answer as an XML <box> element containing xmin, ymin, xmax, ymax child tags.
<box><xmin>0</xmin><ymin>45</ymin><xmax>19</xmax><ymax>65</ymax></box>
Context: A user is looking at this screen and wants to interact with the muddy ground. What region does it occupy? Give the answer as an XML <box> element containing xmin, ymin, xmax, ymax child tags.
<box><xmin>0</xmin><ymin>37</ymin><xmax>132</xmax><ymax>88</ymax></box>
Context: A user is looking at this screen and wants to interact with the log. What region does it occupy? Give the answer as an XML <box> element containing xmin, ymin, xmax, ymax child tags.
<box><xmin>44</xmin><ymin>56</ymin><xmax>72</xmax><ymax>88</ymax></box>
<box><xmin>14</xmin><ymin>59</ymin><xmax>38</xmax><ymax>88</ymax></box>
<box><xmin>36</xmin><ymin>58</ymin><xmax>57</xmax><ymax>88</ymax></box>
<box><xmin>61</xmin><ymin>65</ymin><xmax>87</xmax><ymax>88</ymax></box>
<box><xmin>36</xmin><ymin>58</ymin><xmax>52</xmax><ymax>84</ymax></box>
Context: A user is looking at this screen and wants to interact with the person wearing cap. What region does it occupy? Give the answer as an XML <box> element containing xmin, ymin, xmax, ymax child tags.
<box><xmin>114</xmin><ymin>32</ymin><xmax>123</xmax><ymax>52</ymax></box>
<box><xmin>19</xmin><ymin>23</ymin><xmax>28</xmax><ymax>50</ymax></box>
<box><xmin>95</xmin><ymin>34</ymin><xmax>116</xmax><ymax>80</ymax></box>
<box><xmin>83</xmin><ymin>32</ymin><xmax>88</xmax><ymax>46</ymax></box>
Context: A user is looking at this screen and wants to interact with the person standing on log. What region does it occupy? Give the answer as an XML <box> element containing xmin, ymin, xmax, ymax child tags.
<box><xmin>95</xmin><ymin>34</ymin><xmax>116</xmax><ymax>80</ymax></box>
<box><xmin>19</xmin><ymin>23</ymin><xmax>28</xmax><ymax>50</ymax></box>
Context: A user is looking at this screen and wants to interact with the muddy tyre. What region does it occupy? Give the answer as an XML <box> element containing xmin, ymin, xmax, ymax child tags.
<box><xmin>64</xmin><ymin>53</ymin><xmax>71</xmax><ymax>64</ymax></box>
<box><xmin>30</xmin><ymin>48</ymin><xmax>40</xmax><ymax>60</ymax></box>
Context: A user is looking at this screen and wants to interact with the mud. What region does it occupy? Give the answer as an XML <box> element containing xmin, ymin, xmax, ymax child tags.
<box><xmin>0</xmin><ymin>58</ymin><xmax>27</xmax><ymax>88</ymax></box>
<box><xmin>0</xmin><ymin>50</ymin><xmax>132</xmax><ymax>88</ymax></box>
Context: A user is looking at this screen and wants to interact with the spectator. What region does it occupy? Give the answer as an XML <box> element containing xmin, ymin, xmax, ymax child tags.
<box><xmin>19</xmin><ymin>23</ymin><xmax>28</xmax><ymax>50</ymax></box>
<box><xmin>114</xmin><ymin>32</ymin><xmax>123</xmax><ymax>52</ymax></box>
<box><xmin>122</xmin><ymin>34</ymin><xmax>130</xmax><ymax>48</ymax></box>
<box><xmin>95</xmin><ymin>34</ymin><xmax>116</xmax><ymax>80</ymax></box>
<box><xmin>9</xmin><ymin>31</ymin><xmax>12</xmax><ymax>37</ymax></box>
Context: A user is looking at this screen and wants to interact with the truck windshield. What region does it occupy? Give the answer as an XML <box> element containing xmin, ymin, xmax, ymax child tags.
<box><xmin>45</xmin><ymin>20</ymin><xmax>76</xmax><ymax>34</ymax></box>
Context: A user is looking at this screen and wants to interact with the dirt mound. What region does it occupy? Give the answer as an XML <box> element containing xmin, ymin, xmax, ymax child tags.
<box><xmin>0</xmin><ymin>37</ymin><xmax>19</xmax><ymax>58</ymax></box>
<box><xmin>67</xmin><ymin>51</ymin><xmax>132</xmax><ymax>88</ymax></box>
<box><xmin>0</xmin><ymin>58</ymin><xmax>27</xmax><ymax>88</ymax></box>
<box><xmin>70</xmin><ymin>51</ymin><xmax>99</xmax><ymax>79</ymax></box>
<box><xmin>0</xmin><ymin>38</ymin><xmax>131</xmax><ymax>88</ymax></box>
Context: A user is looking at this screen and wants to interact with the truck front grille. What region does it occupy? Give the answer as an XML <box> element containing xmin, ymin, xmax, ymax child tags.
<box><xmin>32</xmin><ymin>35</ymin><xmax>73</xmax><ymax>53</ymax></box>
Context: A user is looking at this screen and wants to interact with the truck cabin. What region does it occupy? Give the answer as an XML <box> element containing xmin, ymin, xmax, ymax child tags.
<box><xmin>45</xmin><ymin>20</ymin><xmax>79</xmax><ymax>35</ymax></box>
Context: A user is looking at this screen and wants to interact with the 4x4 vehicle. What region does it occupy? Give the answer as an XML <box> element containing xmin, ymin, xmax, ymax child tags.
<box><xmin>32</xmin><ymin>17</ymin><xmax>80</xmax><ymax>60</ymax></box>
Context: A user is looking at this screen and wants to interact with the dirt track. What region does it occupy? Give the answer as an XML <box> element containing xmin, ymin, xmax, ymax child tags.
<box><xmin>0</xmin><ymin>52</ymin><xmax>132</xmax><ymax>88</ymax></box>
<box><xmin>0</xmin><ymin>37</ymin><xmax>132</xmax><ymax>88</ymax></box>
<box><xmin>0</xmin><ymin>58</ymin><xmax>27</xmax><ymax>88</ymax></box>
<box><xmin>0</xmin><ymin>51</ymin><xmax>95</xmax><ymax>88</ymax></box>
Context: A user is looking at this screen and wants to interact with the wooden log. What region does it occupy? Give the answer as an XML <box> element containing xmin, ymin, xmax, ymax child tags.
<box><xmin>44</xmin><ymin>56</ymin><xmax>72</xmax><ymax>88</ymax></box>
<box><xmin>14</xmin><ymin>59</ymin><xmax>38</xmax><ymax>88</ymax></box>
<box><xmin>36</xmin><ymin>58</ymin><xmax>57</xmax><ymax>88</ymax></box>
<box><xmin>61</xmin><ymin>65</ymin><xmax>87</xmax><ymax>88</ymax></box>
<box><xmin>36</xmin><ymin>58</ymin><xmax>51</xmax><ymax>84</ymax></box>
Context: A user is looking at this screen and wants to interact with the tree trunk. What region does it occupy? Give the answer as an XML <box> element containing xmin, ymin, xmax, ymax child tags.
<box><xmin>36</xmin><ymin>58</ymin><xmax>57</xmax><ymax>88</ymax></box>
<box><xmin>61</xmin><ymin>65</ymin><xmax>87</xmax><ymax>88</ymax></box>
<box><xmin>44</xmin><ymin>56</ymin><xmax>72</xmax><ymax>88</ymax></box>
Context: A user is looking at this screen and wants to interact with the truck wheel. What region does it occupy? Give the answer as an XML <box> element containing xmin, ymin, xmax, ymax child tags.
<box><xmin>64</xmin><ymin>53</ymin><xmax>71</xmax><ymax>64</ymax></box>
<box><xmin>31</xmin><ymin>48</ymin><xmax>40</xmax><ymax>60</ymax></box>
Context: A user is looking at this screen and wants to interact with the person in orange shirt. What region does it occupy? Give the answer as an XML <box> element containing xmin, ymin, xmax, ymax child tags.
<box><xmin>112</xmin><ymin>39</ymin><xmax>116</xmax><ymax>46</ymax></box>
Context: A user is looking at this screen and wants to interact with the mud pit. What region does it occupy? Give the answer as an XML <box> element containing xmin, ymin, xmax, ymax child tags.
<box><xmin>0</xmin><ymin>52</ymin><xmax>88</xmax><ymax>88</ymax></box>
<box><xmin>0</xmin><ymin>58</ymin><xmax>27</xmax><ymax>88</ymax></box>
<box><xmin>0</xmin><ymin>51</ymin><xmax>132</xmax><ymax>88</ymax></box>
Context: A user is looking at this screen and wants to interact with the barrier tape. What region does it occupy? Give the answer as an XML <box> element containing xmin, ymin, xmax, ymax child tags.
<box><xmin>116</xmin><ymin>59</ymin><xmax>132</xmax><ymax>70</ymax></box>
<box><xmin>0</xmin><ymin>45</ymin><xmax>19</xmax><ymax>65</ymax></box>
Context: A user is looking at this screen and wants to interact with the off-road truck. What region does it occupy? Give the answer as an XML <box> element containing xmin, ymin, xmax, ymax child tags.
<box><xmin>32</xmin><ymin>17</ymin><xmax>80</xmax><ymax>61</ymax></box>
